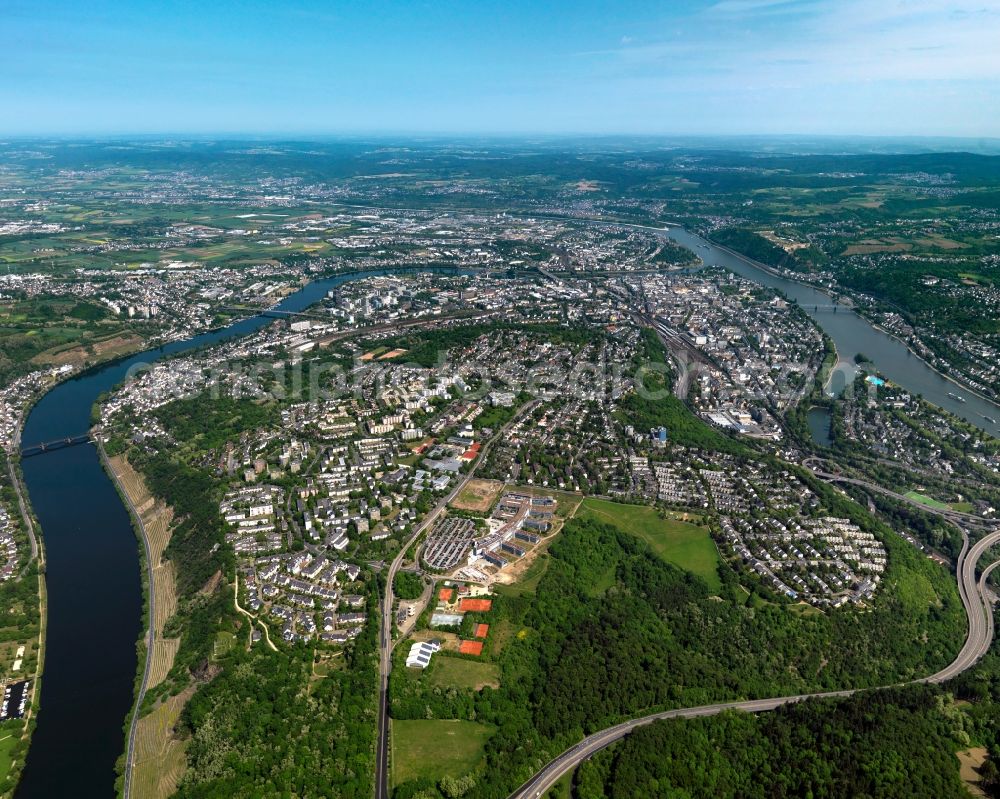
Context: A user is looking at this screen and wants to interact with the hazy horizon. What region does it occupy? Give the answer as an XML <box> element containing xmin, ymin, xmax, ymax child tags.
<box><xmin>4</xmin><ymin>134</ymin><xmax>1000</xmax><ymax>159</ymax></box>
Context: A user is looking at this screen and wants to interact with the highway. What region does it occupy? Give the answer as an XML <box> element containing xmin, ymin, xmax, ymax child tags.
<box><xmin>507</xmin><ymin>528</ymin><xmax>1000</xmax><ymax>799</ymax></box>
<box><xmin>923</xmin><ymin>530</ymin><xmax>1000</xmax><ymax>684</ymax></box>
<box><xmin>375</xmin><ymin>401</ymin><xmax>538</xmax><ymax>799</ymax></box>
<box><xmin>803</xmin><ymin>458</ymin><xmax>994</xmax><ymax>529</ymax></box>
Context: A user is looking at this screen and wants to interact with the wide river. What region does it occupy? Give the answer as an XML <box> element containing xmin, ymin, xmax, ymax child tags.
<box><xmin>14</xmin><ymin>268</ymin><xmax>451</xmax><ymax>797</ymax></box>
<box><xmin>14</xmin><ymin>231</ymin><xmax>1000</xmax><ymax>796</ymax></box>
<box><xmin>662</xmin><ymin>226</ymin><xmax>1000</xmax><ymax>432</ymax></box>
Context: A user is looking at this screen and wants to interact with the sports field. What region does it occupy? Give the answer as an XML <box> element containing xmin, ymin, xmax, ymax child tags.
<box><xmin>578</xmin><ymin>498</ymin><xmax>722</xmax><ymax>592</ymax></box>
<box><xmin>391</xmin><ymin>719</ymin><xmax>494</xmax><ymax>787</ymax></box>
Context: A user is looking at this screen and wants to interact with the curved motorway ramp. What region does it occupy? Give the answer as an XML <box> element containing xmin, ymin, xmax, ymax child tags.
<box><xmin>509</xmin><ymin>529</ymin><xmax>1000</xmax><ymax>799</ymax></box>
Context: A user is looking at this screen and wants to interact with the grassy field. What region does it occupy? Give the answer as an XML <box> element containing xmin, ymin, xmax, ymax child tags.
<box><xmin>578</xmin><ymin>498</ymin><xmax>722</xmax><ymax>592</ymax></box>
<box><xmin>891</xmin><ymin>568</ymin><xmax>942</xmax><ymax>615</ymax></box>
<box><xmin>904</xmin><ymin>490</ymin><xmax>952</xmax><ymax>511</ymax></box>
<box><xmin>428</xmin><ymin>656</ymin><xmax>500</xmax><ymax>691</ymax></box>
<box><xmin>391</xmin><ymin>719</ymin><xmax>494</xmax><ymax>788</ymax></box>
<box><xmin>0</xmin><ymin>731</ymin><xmax>19</xmax><ymax>786</ymax></box>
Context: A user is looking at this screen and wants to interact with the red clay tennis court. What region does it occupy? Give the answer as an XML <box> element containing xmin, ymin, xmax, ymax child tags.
<box><xmin>458</xmin><ymin>598</ymin><xmax>492</xmax><ymax>612</ymax></box>
<box><xmin>459</xmin><ymin>640</ymin><xmax>484</xmax><ymax>656</ymax></box>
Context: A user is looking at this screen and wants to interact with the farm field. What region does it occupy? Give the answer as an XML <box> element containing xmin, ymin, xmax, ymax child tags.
<box><xmin>577</xmin><ymin>498</ymin><xmax>722</xmax><ymax>592</ymax></box>
<box><xmin>390</xmin><ymin>719</ymin><xmax>494</xmax><ymax>788</ymax></box>
<box><xmin>33</xmin><ymin>332</ymin><xmax>143</xmax><ymax>369</ymax></box>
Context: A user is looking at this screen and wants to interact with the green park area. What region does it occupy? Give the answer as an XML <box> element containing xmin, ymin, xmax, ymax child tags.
<box><xmin>390</xmin><ymin>719</ymin><xmax>494</xmax><ymax>788</ymax></box>
<box><xmin>578</xmin><ymin>498</ymin><xmax>722</xmax><ymax>592</ymax></box>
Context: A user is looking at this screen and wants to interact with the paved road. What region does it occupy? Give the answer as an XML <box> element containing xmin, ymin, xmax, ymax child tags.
<box><xmin>805</xmin><ymin>461</ymin><xmax>993</xmax><ymax>528</ymax></box>
<box><xmin>924</xmin><ymin>530</ymin><xmax>1000</xmax><ymax>684</ymax></box>
<box><xmin>6</xmin><ymin>419</ymin><xmax>39</xmax><ymax>563</ymax></box>
<box><xmin>7</xmin><ymin>456</ymin><xmax>38</xmax><ymax>563</ymax></box>
<box><xmin>508</xmin><ymin>528</ymin><xmax>1000</xmax><ymax>799</ymax></box>
<box><xmin>375</xmin><ymin>401</ymin><xmax>538</xmax><ymax>799</ymax></box>
<box><xmin>233</xmin><ymin>571</ymin><xmax>278</xmax><ymax>652</ymax></box>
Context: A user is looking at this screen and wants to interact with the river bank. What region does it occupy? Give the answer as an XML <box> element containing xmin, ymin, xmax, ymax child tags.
<box><xmin>696</xmin><ymin>230</ymin><xmax>1000</xmax><ymax>413</ymax></box>
<box><xmin>93</xmin><ymin>442</ymin><xmax>154</xmax><ymax>799</ymax></box>
<box><xmin>0</xmin><ymin>433</ymin><xmax>46</xmax><ymax>799</ymax></box>
<box><xmin>96</xmin><ymin>444</ymin><xmax>183</xmax><ymax>799</ymax></box>
<box><xmin>13</xmin><ymin>265</ymin><xmax>482</xmax><ymax>797</ymax></box>
<box><xmin>656</xmin><ymin>226</ymin><xmax>1000</xmax><ymax>435</ymax></box>
<box><xmin>864</xmin><ymin>316</ymin><xmax>1000</xmax><ymax>407</ymax></box>
<box><xmin>11</xmin><ymin>224</ymin><xmax>1000</xmax><ymax>797</ymax></box>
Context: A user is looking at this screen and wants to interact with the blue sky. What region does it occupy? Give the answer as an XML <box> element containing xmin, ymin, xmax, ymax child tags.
<box><xmin>2</xmin><ymin>0</ymin><xmax>998</xmax><ymax>136</ymax></box>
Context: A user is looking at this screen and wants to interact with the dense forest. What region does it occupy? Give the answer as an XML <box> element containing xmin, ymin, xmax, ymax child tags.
<box><xmin>135</xmin><ymin>450</ymin><xmax>233</xmax><ymax>598</ymax></box>
<box><xmin>390</xmin><ymin>510</ymin><xmax>966</xmax><ymax>799</ymax></box>
<box><xmin>175</xmin><ymin>587</ymin><xmax>380</xmax><ymax>799</ymax></box>
<box><xmin>839</xmin><ymin>260</ymin><xmax>1000</xmax><ymax>337</ymax></box>
<box><xmin>574</xmin><ymin>686</ymin><xmax>971</xmax><ymax>798</ymax></box>
<box><xmin>576</xmin><ymin>648</ymin><xmax>1000</xmax><ymax>798</ymax></box>
<box><xmin>153</xmin><ymin>394</ymin><xmax>280</xmax><ymax>451</ymax></box>
<box><xmin>393</xmin><ymin>571</ymin><xmax>424</xmax><ymax>601</ymax></box>
<box><xmin>711</xmin><ymin>228</ymin><xmax>824</xmax><ymax>273</ymax></box>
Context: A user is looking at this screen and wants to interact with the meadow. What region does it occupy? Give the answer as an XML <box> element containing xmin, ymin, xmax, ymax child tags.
<box><xmin>390</xmin><ymin>719</ymin><xmax>494</xmax><ymax>788</ymax></box>
<box><xmin>577</xmin><ymin>498</ymin><xmax>722</xmax><ymax>592</ymax></box>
